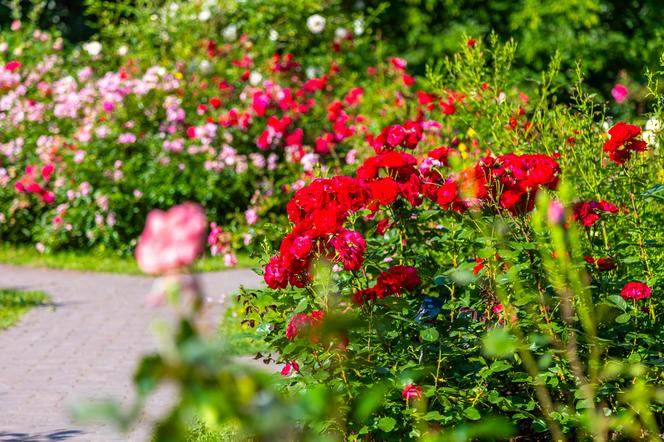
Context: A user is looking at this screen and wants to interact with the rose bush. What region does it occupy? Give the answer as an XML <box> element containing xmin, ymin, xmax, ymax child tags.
<box><xmin>235</xmin><ymin>41</ymin><xmax>663</xmax><ymax>439</ymax></box>
<box><xmin>0</xmin><ymin>1</ymin><xmax>416</xmax><ymax>260</ymax></box>
<box><xmin>1</xmin><ymin>2</ymin><xmax>663</xmax><ymax>441</ymax></box>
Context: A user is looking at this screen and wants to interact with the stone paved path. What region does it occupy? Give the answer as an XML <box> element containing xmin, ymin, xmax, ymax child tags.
<box><xmin>0</xmin><ymin>264</ymin><xmax>263</xmax><ymax>441</ymax></box>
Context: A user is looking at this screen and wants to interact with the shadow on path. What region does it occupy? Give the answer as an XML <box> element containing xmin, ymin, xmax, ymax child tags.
<box><xmin>0</xmin><ymin>430</ymin><xmax>84</xmax><ymax>442</ymax></box>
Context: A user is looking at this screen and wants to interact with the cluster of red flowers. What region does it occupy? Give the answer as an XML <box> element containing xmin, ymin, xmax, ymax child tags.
<box><xmin>265</xmin><ymin>120</ymin><xmax>562</xmax><ymax>290</ymax></box>
<box><xmin>264</xmin><ymin>175</ymin><xmax>369</xmax><ymax>289</ymax></box>
<box><xmin>189</xmin><ymin>46</ymin><xmax>390</xmax><ymax>165</ymax></box>
<box><xmin>369</xmin><ymin>119</ymin><xmax>423</xmax><ymax>153</ymax></box>
<box><xmin>14</xmin><ymin>164</ymin><xmax>55</xmax><ymax>204</ymax></box>
<box><xmin>421</xmin><ymin>152</ymin><xmax>561</xmax><ymax>214</ymax></box>
<box><xmin>572</xmin><ymin>200</ymin><xmax>619</xmax><ymax>227</ymax></box>
<box><xmin>603</xmin><ymin>122</ymin><xmax>648</xmax><ymax>165</ymax></box>
<box><xmin>353</xmin><ymin>265</ymin><xmax>421</xmax><ymax>304</ymax></box>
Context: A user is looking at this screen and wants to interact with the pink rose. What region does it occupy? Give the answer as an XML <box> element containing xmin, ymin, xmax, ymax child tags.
<box><xmin>611</xmin><ymin>84</ymin><xmax>628</xmax><ymax>103</ymax></box>
<box><xmin>135</xmin><ymin>202</ymin><xmax>207</xmax><ymax>274</ymax></box>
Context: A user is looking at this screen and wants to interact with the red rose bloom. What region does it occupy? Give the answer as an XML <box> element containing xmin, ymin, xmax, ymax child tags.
<box><xmin>353</xmin><ymin>286</ymin><xmax>381</xmax><ymax>304</ymax></box>
<box><xmin>583</xmin><ymin>256</ymin><xmax>617</xmax><ymax>271</ymax></box>
<box><xmin>603</xmin><ymin>122</ymin><xmax>648</xmax><ymax>165</ymax></box>
<box><xmin>332</xmin><ymin>230</ymin><xmax>366</xmax><ymax>271</ymax></box>
<box><xmin>286</xmin><ymin>310</ymin><xmax>325</xmax><ymax>340</ymax></box>
<box><xmin>265</xmin><ymin>256</ymin><xmax>289</xmax><ymax>289</ymax></box>
<box><xmin>377</xmin><ymin>265</ymin><xmax>421</xmax><ymax>296</ymax></box>
<box><xmin>402</xmin><ymin>384</ymin><xmax>422</xmax><ymax>401</ymax></box>
<box><xmin>368</xmin><ymin>177</ymin><xmax>400</xmax><ymax>207</ymax></box>
<box><xmin>620</xmin><ymin>282</ymin><xmax>652</xmax><ymax>301</ymax></box>
<box><xmin>573</xmin><ymin>200</ymin><xmax>619</xmax><ymax>227</ymax></box>
<box><xmin>371</xmin><ymin>120</ymin><xmax>423</xmax><ymax>153</ymax></box>
<box><xmin>280</xmin><ymin>361</ymin><xmax>300</xmax><ymax>376</ymax></box>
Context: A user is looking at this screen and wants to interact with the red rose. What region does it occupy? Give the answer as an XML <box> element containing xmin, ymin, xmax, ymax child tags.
<box><xmin>368</xmin><ymin>177</ymin><xmax>400</xmax><ymax>207</ymax></box>
<box><xmin>265</xmin><ymin>256</ymin><xmax>289</xmax><ymax>289</ymax></box>
<box><xmin>620</xmin><ymin>282</ymin><xmax>652</xmax><ymax>301</ymax></box>
<box><xmin>286</xmin><ymin>310</ymin><xmax>325</xmax><ymax>340</ymax></box>
<box><xmin>332</xmin><ymin>230</ymin><xmax>366</xmax><ymax>271</ymax></box>
<box><xmin>402</xmin><ymin>384</ymin><xmax>422</xmax><ymax>401</ymax></box>
<box><xmin>436</xmin><ymin>180</ymin><xmax>458</xmax><ymax>207</ymax></box>
<box><xmin>280</xmin><ymin>361</ymin><xmax>299</xmax><ymax>376</ymax></box>
<box><xmin>573</xmin><ymin>200</ymin><xmax>619</xmax><ymax>227</ymax></box>
<box><xmin>377</xmin><ymin>265</ymin><xmax>421</xmax><ymax>296</ymax></box>
<box><xmin>603</xmin><ymin>122</ymin><xmax>648</xmax><ymax>165</ymax></box>
<box><xmin>583</xmin><ymin>256</ymin><xmax>617</xmax><ymax>271</ymax></box>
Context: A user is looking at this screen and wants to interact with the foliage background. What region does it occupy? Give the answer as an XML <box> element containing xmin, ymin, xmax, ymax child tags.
<box><xmin>5</xmin><ymin>0</ymin><xmax>664</xmax><ymax>100</ymax></box>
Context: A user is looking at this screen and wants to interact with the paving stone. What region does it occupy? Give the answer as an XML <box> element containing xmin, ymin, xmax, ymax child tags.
<box><xmin>0</xmin><ymin>264</ymin><xmax>262</xmax><ymax>441</ymax></box>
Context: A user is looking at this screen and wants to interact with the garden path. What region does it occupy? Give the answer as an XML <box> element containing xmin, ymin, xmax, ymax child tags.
<box><xmin>0</xmin><ymin>264</ymin><xmax>263</xmax><ymax>442</ymax></box>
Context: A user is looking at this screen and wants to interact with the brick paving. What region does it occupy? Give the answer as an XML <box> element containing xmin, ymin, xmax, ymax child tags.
<box><xmin>0</xmin><ymin>264</ymin><xmax>262</xmax><ymax>441</ymax></box>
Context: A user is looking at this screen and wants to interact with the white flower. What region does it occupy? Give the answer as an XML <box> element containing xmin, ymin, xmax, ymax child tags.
<box><xmin>643</xmin><ymin>130</ymin><xmax>659</xmax><ymax>147</ymax></box>
<box><xmin>117</xmin><ymin>45</ymin><xmax>128</xmax><ymax>56</ymax></box>
<box><xmin>222</xmin><ymin>24</ymin><xmax>238</xmax><ymax>41</ymax></box>
<box><xmin>269</xmin><ymin>29</ymin><xmax>279</xmax><ymax>41</ymax></box>
<box><xmin>644</xmin><ymin>116</ymin><xmax>661</xmax><ymax>148</ymax></box>
<box><xmin>306</xmin><ymin>14</ymin><xmax>326</xmax><ymax>34</ymax></box>
<box><xmin>198</xmin><ymin>9</ymin><xmax>211</xmax><ymax>21</ymax></box>
<box><xmin>334</xmin><ymin>28</ymin><xmax>349</xmax><ymax>40</ymax></box>
<box><xmin>602</xmin><ymin>120</ymin><xmax>612</xmax><ymax>133</ymax></box>
<box><xmin>199</xmin><ymin>60</ymin><xmax>212</xmax><ymax>75</ymax></box>
<box><xmin>646</xmin><ymin>116</ymin><xmax>661</xmax><ymax>133</ymax></box>
<box><xmin>353</xmin><ymin>18</ymin><xmax>365</xmax><ymax>35</ymax></box>
<box><xmin>305</xmin><ymin>66</ymin><xmax>319</xmax><ymax>79</ymax></box>
<box><xmin>249</xmin><ymin>71</ymin><xmax>263</xmax><ymax>86</ymax></box>
<box><xmin>83</xmin><ymin>41</ymin><xmax>102</xmax><ymax>57</ymax></box>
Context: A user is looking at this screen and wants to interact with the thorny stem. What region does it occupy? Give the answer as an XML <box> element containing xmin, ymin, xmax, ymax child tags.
<box><xmin>513</xmin><ymin>335</ymin><xmax>566</xmax><ymax>442</ymax></box>
<box><xmin>559</xmin><ymin>287</ymin><xmax>607</xmax><ymax>441</ymax></box>
<box><xmin>628</xmin><ymin>193</ymin><xmax>653</xmax><ymax>280</ymax></box>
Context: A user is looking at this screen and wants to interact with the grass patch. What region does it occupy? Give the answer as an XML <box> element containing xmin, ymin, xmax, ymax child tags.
<box><xmin>184</xmin><ymin>420</ymin><xmax>247</xmax><ymax>442</ymax></box>
<box><xmin>0</xmin><ymin>289</ymin><xmax>50</xmax><ymax>330</ymax></box>
<box><xmin>0</xmin><ymin>244</ymin><xmax>259</xmax><ymax>274</ymax></box>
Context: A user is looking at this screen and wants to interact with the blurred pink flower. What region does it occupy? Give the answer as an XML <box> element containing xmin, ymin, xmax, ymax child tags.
<box><xmin>611</xmin><ymin>84</ymin><xmax>628</xmax><ymax>103</ymax></box>
<box><xmin>224</xmin><ymin>253</ymin><xmax>238</xmax><ymax>267</ymax></box>
<box><xmin>135</xmin><ymin>202</ymin><xmax>207</xmax><ymax>274</ymax></box>
<box><xmin>547</xmin><ymin>200</ymin><xmax>565</xmax><ymax>225</ymax></box>
<box><xmin>245</xmin><ymin>208</ymin><xmax>258</xmax><ymax>225</ymax></box>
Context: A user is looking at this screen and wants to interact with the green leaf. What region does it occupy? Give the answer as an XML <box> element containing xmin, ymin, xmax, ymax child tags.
<box><xmin>489</xmin><ymin>360</ymin><xmax>512</xmax><ymax>372</ymax></box>
<box><xmin>463</xmin><ymin>406</ymin><xmax>481</xmax><ymax>420</ymax></box>
<box><xmin>378</xmin><ymin>416</ymin><xmax>397</xmax><ymax>432</ymax></box>
<box><xmin>420</xmin><ymin>327</ymin><xmax>440</xmax><ymax>342</ymax></box>
<box><xmin>483</xmin><ymin>328</ymin><xmax>517</xmax><ymax>357</ymax></box>
<box><xmin>353</xmin><ymin>384</ymin><xmax>387</xmax><ymax>422</ymax></box>
<box><xmin>423</xmin><ymin>411</ymin><xmax>444</xmax><ymax>421</ymax></box>
<box><xmin>615</xmin><ymin>313</ymin><xmax>631</xmax><ymax>324</ymax></box>
<box><xmin>608</xmin><ymin>295</ymin><xmax>627</xmax><ymax>311</ymax></box>
<box><xmin>294</xmin><ymin>297</ymin><xmax>308</xmax><ymax>313</ymax></box>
